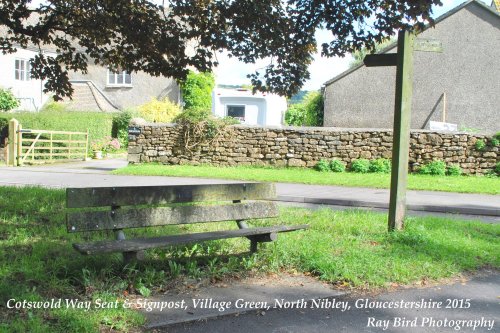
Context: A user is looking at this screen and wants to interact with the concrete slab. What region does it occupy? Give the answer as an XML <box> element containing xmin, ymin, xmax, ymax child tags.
<box><xmin>132</xmin><ymin>274</ymin><xmax>344</xmax><ymax>328</ymax></box>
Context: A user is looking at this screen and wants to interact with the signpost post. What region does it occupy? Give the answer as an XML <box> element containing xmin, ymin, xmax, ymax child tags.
<box><xmin>364</xmin><ymin>30</ymin><xmax>442</xmax><ymax>231</ymax></box>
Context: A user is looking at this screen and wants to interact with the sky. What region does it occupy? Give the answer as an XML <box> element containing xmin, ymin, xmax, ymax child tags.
<box><xmin>214</xmin><ymin>0</ymin><xmax>490</xmax><ymax>91</ymax></box>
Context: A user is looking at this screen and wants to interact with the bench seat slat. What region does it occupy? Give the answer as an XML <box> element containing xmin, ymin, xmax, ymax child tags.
<box><xmin>67</xmin><ymin>202</ymin><xmax>278</xmax><ymax>232</ymax></box>
<box><xmin>73</xmin><ymin>225</ymin><xmax>309</xmax><ymax>255</ymax></box>
<box><xmin>66</xmin><ymin>183</ymin><xmax>275</xmax><ymax>208</ymax></box>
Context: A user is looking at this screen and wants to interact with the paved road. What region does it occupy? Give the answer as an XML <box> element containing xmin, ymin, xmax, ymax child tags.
<box><xmin>154</xmin><ymin>272</ymin><xmax>500</xmax><ymax>333</ymax></box>
<box><xmin>0</xmin><ymin>159</ymin><xmax>498</xmax><ymax>222</ymax></box>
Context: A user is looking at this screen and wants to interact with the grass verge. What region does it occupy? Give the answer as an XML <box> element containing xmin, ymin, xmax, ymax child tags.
<box><xmin>1</xmin><ymin>186</ymin><xmax>499</xmax><ymax>332</ymax></box>
<box><xmin>112</xmin><ymin>164</ymin><xmax>500</xmax><ymax>194</ymax></box>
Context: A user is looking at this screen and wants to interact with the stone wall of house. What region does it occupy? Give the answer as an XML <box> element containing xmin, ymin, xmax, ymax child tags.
<box><xmin>128</xmin><ymin>123</ymin><xmax>499</xmax><ymax>175</ymax></box>
<box><xmin>323</xmin><ymin>3</ymin><xmax>500</xmax><ymax>134</ymax></box>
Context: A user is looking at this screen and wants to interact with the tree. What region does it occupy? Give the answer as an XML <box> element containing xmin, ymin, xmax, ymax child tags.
<box><xmin>180</xmin><ymin>71</ymin><xmax>215</xmax><ymax>110</ymax></box>
<box><xmin>0</xmin><ymin>0</ymin><xmax>440</xmax><ymax>99</ymax></box>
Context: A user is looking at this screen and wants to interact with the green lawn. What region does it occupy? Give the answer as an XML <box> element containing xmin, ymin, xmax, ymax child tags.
<box><xmin>1</xmin><ymin>186</ymin><xmax>499</xmax><ymax>332</ymax></box>
<box><xmin>113</xmin><ymin>164</ymin><xmax>500</xmax><ymax>194</ymax></box>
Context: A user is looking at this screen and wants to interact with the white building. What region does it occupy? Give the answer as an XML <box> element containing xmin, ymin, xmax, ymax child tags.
<box><xmin>0</xmin><ymin>47</ymin><xmax>55</xmax><ymax>111</ymax></box>
<box><xmin>212</xmin><ymin>88</ymin><xmax>286</xmax><ymax>127</ymax></box>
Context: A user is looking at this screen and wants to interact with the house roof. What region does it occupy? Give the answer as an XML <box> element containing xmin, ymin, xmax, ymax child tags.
<box><xmin>323</xmin><ymin>0</ymin><xmax>500</xmax><ymax>87</ymax></box>
<box><xmin>213</xmin><ymin>88</ymin><xmax>278</xmax><ymax>99</ymax></box>
<box><xmin>0</xmin><ymin>12</ymin><xmax>60</xmax><ymax>54</ymax></box>
<box><xmin>61</xmin><ymin>81</ymin><xmax>119</xmax><ymax>112</ymax></box>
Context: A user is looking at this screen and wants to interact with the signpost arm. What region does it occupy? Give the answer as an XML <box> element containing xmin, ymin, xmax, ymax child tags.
<box><xmin>388</xmin><ymin>30</ymin><xmax>415</xmax><ymax>231</ymax></box>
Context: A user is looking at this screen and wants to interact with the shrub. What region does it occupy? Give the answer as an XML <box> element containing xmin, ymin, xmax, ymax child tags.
<box><xmin>351</xmin><ymin>159</ymin><xmax>370</xmax><ymax>173</ymax></box>
<box><xmin>302</xmin><ymin>91</ymin><xmax>324</xmax><ymax>126</ymax></box>
<box><xmin>91</xmin><ymin>136</ymin><xmax>121</xmax><ymax>153</ymax></box>
<box><xmin>495</xmin><ymin>162</ymin><xmax>500</xmax><ymax>176</ymax></box>
<box><xmin>418</xmin><ymin>160</ymin><xmax>446</xmax><ymax>176</ymax></box>
<box><xmin>40</xmin><ymin>98</ymin><xmax>66</xmax><ymax>112</ymax></box>
<box><xmin>0</xmin><ymin>111</ymin><xmax>113</xmax><ymax>144</ymax></box>
<box><xmin>173</xmin><ymin>108</ymin><xmax>238</xmax><ymax>150</ymax></box>
<box><xmin>138</xmin><ymin>98</ymin><xmax>181</xmax><ymax>123</ymax></box>
<box><xmin>491</xmin><ymin>133</ymin><xmax>500</xmax><ymax>147</ymax></box>
<box><xmin>180</xmin><ymin>71</ymin><xmax>215</xmax><ymax>110</ymax></box>
<box><xmin>285</xmin><ymin>104</ymin><xmax>307</xmax><ymax>126</ymax></box>
<box><xmin>174</xmin><ymin>108</ymin><xmax>212</xmax><ymax>123</ymax></box>
<box><xmin>369</xmin><ymin>158</ymin><xmax>391</xmax><ymax>173</ymax></box>
<box><xmin>0</xmin><ymin>88</ymin><xmax>19</xmax><ymax>112</ymax></box>
<box><xmin>329</xmin><ymin>159</ymin><xmax>346</xmax><ymax>172</ymax></box>
<box><xmin>285</xmin><ymin>91</ymin><xmax>323</xmax><ymax>126</ymax></box>
<box><xmin>0</xmin><ymin>117</ymin><xmax>8</xmax><ymax>145</ymax></box>
<box><xmin>447</xmin><ymin>164</ymin><xmax>462</xmax><ymax>176</ymax></box>
<box><xmin>315</xmin><ymin>159</ymin><xmax>330</xmax><ymax>172</ymax></box>
<box><xmin>475</xmin><ymin>139</ymin><xmax>486</xmax><ymax>151</ymax></box>
<box><xmin>112</xmin><ymin>110</ymin><xmax>136</xmax><ymax>147</ymax></box>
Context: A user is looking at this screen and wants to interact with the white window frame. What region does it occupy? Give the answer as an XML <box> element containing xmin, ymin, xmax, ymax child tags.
<box><xmin>106</xmin><ymin>68</ymin><xmax>132</xmax><ymax>87</ymax></box>
<box><xmin>226</xmin><ymin>104</ymin><xmax>246</xmax><ymax>122</ymax></box>
<box><xmin>15</xmin><ymin>59</ymin><xmax>31</xmax><ymax>81</ymax></box>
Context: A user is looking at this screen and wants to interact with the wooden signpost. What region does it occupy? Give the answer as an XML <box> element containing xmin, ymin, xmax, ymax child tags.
<box><xmin>364</xmin><ymin>30</ymin><xmax>442</xmax><ymax>231</ymax></box>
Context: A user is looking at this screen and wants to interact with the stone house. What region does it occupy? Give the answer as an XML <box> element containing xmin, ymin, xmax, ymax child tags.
<box><xmin>64</xmin><ymin>65</ymin><xmax>180</xmax><ymax>112</ymax></box>
<box><xmin>322</xmin><ymin>0</ymin><xmax>500</xmax><ymax>134</ymax></box>
<box><xmin>0</xmin><ymin>15</ymin><xmax>180</xmax><ymax>112</ymax></box>
<box><xmin>0</xmin><ymin>45</ymin><xmax>180</xmax><ymax>112</ymax></box>
<box><xmin>0</xmin><ymin>44</ymin><xmax>57</xmax><ymax>111</ymax></box>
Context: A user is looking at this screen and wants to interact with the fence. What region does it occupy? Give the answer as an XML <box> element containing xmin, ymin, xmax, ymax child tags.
<box><xmin>7</xmin><ymin>118</ymin><xmax>89</xmax><ymax>166</ymax></box>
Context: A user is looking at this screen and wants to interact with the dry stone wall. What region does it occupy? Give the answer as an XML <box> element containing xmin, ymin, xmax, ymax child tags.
<box><xmin>128</xmin><ymin>123</ymin><xmax>499</xmax><ymax>175</ymax></box>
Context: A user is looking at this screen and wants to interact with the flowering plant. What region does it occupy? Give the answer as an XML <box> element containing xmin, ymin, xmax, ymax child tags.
<box><xmin>91</xmin><ymin>137</ymin><xmax>121</xmax><ymax>153</ymax></box>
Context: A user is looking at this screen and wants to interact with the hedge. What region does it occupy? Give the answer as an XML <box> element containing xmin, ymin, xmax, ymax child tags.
<box><xmin>0</xmin><ymin>111</ymin><xmax>114</xmax><ymax>146</ymax></box>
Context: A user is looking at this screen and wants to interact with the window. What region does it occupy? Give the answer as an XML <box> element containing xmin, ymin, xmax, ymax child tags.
<box><xmin>15</xmin><ymin>59</ymin><xmax>30</xmax><ymax>81</ymax></box>
<box><xmin>227</xmin><ymin>105</ymin><xmax>245</xmax><ymax>122</ymax></box>
<box><xmin>107</xmin><ymin>68</ymin><xmax>132</xmax><ymax>86</ymax></box>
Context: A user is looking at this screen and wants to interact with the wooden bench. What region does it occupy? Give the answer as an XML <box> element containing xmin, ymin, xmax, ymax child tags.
<box><xmin>66</xmin><ymin>183</ymin><xmax>308</xmax><ymax>261</ymax></box>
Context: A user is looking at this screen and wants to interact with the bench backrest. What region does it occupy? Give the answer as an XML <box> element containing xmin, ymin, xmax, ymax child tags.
<box><xmin>66</xmin><ymin>183</ymin><xmax>277</xmax><ymax>233</ymax></box>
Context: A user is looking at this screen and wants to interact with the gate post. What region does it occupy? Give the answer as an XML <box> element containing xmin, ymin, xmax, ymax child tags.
<box><xmin>8</xmin><ymin>118</ymin><xmax>19</xmax><ymax>167</ymax></box>
<box><xmin>17</xmin><ymin>123</ymin><xmax>23</xmax><ymax>166</ymax></box>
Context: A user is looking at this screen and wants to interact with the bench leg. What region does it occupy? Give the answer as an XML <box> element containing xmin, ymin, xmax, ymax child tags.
<box><xmin>123</xmin><ymin>251</ymin><xmax>145</xmax><ymax>264</ymax></box>
<box><xmin>115</xmin><ymin>229</ymin><xmax>145</xmax><ymax>263</ymax></box>
<box><xmin>250</xmin><ymin>239</ymin><xmax>258</xmax><ymax>253</ymax></box>
<box><xmin>237</xmin><ymin>221</ymin><xmax>257</xmax><ymax>253</ymax></box>
<box><xmin>248</xmin><ymin>233</ymin><xmax>277</xmax><ymax>253</ymax></box>
<box><xmin>233</xmin><ymin>200</ymin><xmax>277</xmax><ymax>253</ymax></box>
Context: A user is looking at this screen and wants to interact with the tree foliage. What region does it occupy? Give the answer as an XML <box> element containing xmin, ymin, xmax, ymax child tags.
<box><xmin>1</xmin><ymin>0</ymin><xmax>439</xmax><ymax>98</ymax></box>
<box><xmin>180</xmin><ymin>71</ymin><xmax>215</xmax><ymax>110</ymax></box>
<box><xmin>285</xmin><ymin>91</ymin><xmax>323</xmax><ymax>126</ymax></box>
